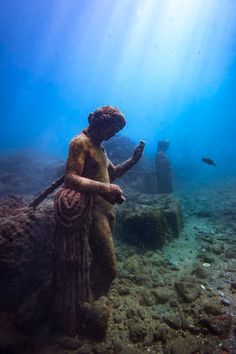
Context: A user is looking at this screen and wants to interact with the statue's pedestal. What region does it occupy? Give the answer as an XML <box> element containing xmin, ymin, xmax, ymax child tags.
<box><xmin>116</xmin><ymin>194</ymin><xmax>183</xmax><ymax>249</ymax></box>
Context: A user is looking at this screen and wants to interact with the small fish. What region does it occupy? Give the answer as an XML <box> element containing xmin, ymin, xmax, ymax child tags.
<box><xmin>201</xmin><ymin>157</ymin><xmax>216</xmax><ymax>166</ymax></box>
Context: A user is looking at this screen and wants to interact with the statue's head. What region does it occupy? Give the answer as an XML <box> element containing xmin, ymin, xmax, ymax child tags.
<box><xmin>158</xmin><ymin>140</ymin><xmax>170</xmax><ymax>152</ymax></box>
<box><xmin>88</xmin><ymin>106</ymin><xmax>126</xmax><ymax>141</ymax></box>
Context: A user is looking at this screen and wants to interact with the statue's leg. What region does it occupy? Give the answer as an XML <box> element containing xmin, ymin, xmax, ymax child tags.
<box><xmin>89</xmin><ymin>213</ymin><xmax>117</xmax><ymax>300</ymax></box>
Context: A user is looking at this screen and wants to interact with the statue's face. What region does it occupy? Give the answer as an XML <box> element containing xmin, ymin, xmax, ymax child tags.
<box><xmin>89</xmin><ymin>116</ymin><xmax>125</xmax><ymax>141</ymax></box>
<box><xmin>100</xmin><ymin>121</ymin><xmax>123</xmax><ymax>141</ymax></box>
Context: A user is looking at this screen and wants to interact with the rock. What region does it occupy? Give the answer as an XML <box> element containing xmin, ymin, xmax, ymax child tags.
<box><xmin>76</xmin><ymin>343</ymin><xmax>94</xmax><ymax>354</ymax></box>
<box><xmin>0</xmin><ymin>196</ymin><xmax>26</xmax><ymax>217</ymax></box>
<box><xmin>120</xmin><ymin>256</ymin><xmax>161</xmax><ymax>288</ymax></box>
<box><xmin>0</xmin><ymin>199</ymin><xmax>54</xmax><ymax>311</ymax></box>
<box><xmin>163</xmin><ymin>311</ymin><xmax>182</xmax><ymax>330</ymax></box>
<box><xmin>186</xmin><ymin>324</ymin><xmax>201</xmax><ymax>334</ymax></box>
<box><xmin>139</xmin><ymin>290</ymin><xmax>156</xmax><ymax>307</ymax></box>
<box><xmin>113</xmin><ymin>339</ymin><xmax>144</xmax><ymax>354</ymax></box>
<box><xmin>128</xmin><ymin>318</ymin><xmax>147</xmax><ymax>342</ymax></box>
<box><xmin>79</xmin><ymin>297</ymin><xmax>110</xmax><ymax>341</ymax></box>
<box><xmin>195</xmin><ymin>210</ymin><xmax>213</xmax><ymax>217</ymax></box>
<box><xmin>174</xmin><ymin>281</ymin><xmax>200</xmax><ymax>303</ymax></box>
<box><xmin>191</xmin><ymin>264</ymin><xmax>208</xmax><ymax>279</ymax></box>
<box><xmin>15</xmin><ymin>285</ymin><xmax>51</xmax><ymax>332</ymax></box>
<box><xmin>170</xmin><ymin>335</ymin><xmax>201</xmax><ymax>354</ymax></box>
<box><xmin>169</xmin><ymin>299</ymin><xmax>179</xmax><ymax>308</ymax></box>
<box><xmin>126</xmin><ymin>308</ymin><xmax>136</xmax><ymax>319</ymax></box>
<box><xmin>113</xmin><ymin>314</ymin><xmax>123</xmax><ymax>324</ymax></box>
<box><xmin>116</xmin><ymin>195</ymin><xmax>183</xmax><ymax>249</ymax></box>
<box><xmin>230</xmin><ymin>281</ymin><xmax>236</xmax><ymax>290</ymax></box>
<box><xmin>203</xmin><ymin>303</ymin><xmax>223</xmax><ymax>316</ymax></box>
<box><xmin>199</xmin><ymin>314</ymin><xmax>232</xmax><ymax>338</ymax></box>
<box><xmin>126</xmin><ymin>307</ymin><xmax>145</xmax><ymax>321</ymax></box>
<box><xmin>198</xmin><ymin>252</ymin><xmax>215</xmax><ymax>264</ymax></box>
<box><xmin>224</xmin><ymin>247</ymin><xmax>236</xmax><ymax>259</ymax></box>
<box><xmin>154</xmin><ymin>327</ymin><xmax>168</xmax><ymax>343</ymax></box>
<box><xmin>152</xmin><ymin>289</ymin><xmax>170</xmax><ymax>304</ymax></box>
<box><xmin>221</xmin><ymin>297</ymin><xmax>231</xmax><ymax>306</ymax></box>
<box><xmin>117</xmin><ymin>286</ymin><xmax>131</xmax><ymax>296</ymax></box>
<box><xmin>199</xmin><ymin>341</ymin><xmax>220</xmax><ymax>354</ymax></box>
<box><xmin>0</xmin><ymin>197</ymin><xmax>56</xmax><ymax>351</ymax></box>
<box><xmin>210</xmin><ymin>243</ymin><xmax>224</xmax><ymax>255</ymax></box>
<box><xmin>131</xmin><ymin>274</ymin><xmax>153</xmax><ymax>287</ymax></box>
<box><xmin>143</xmin><ymin>327</ymin><xmax>155</xmax><ymax>344</ymax></box>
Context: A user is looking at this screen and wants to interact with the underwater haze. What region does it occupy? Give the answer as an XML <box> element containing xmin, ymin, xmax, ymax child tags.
<box><xmin>1</xmin><ymin>0</ymin><xmax>236</xmax><ymax>180</ymax></box>
<box><xmin>1</xmin><ymin>2</ymin><xmax>236</xmax><ymax>353</ymax></box>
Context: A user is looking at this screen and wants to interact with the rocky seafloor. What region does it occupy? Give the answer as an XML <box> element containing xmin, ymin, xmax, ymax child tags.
<box><xmin>0</xmin><ymin>157</ymin><xmax>235</xmax><ymax>353</ymax></box>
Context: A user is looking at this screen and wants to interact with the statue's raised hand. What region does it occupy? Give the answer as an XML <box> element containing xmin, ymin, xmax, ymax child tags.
<box><xmin>132</xmin><ymin>141</ymin><xmax>145</xmax><ymax>163</ymax></box>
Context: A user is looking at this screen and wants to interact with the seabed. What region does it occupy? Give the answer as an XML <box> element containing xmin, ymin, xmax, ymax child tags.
<box><xmin>0</xmin><ymin>162</ymin><xmax>235</xmax><ymax>354</ymax></box>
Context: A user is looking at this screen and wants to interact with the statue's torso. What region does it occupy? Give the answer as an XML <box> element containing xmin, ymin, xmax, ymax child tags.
<box><xmin>84</xmin><ymin>141</ymin><xmax>109</xmax><ymax>184</ymax></box>
<box><xmin>67</xmin><ymin>133</ymin><xmax>114</xmax><ymax>216</ymax></box>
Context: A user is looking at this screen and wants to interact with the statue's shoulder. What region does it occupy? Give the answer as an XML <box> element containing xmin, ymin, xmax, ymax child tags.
<box><xmin>69</xmin><ymin>132</ymin><xmax>90</xmax><ymax>151</ymax></box>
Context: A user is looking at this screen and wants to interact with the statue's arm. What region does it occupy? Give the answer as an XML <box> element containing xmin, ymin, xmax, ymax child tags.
<box><xmin>108</xmin><ymin>158</ymin><xmax>136</xmax><ymax>181</ymax></box>
<box><xmin>65</xmin><ymin>139</ymin><xmax>125</xmax><ymax>204</ymax></box>
<box><xmin>108</xmin><ymin>141</ymin><xmax>145</xmax><ymax>181</ymax></box>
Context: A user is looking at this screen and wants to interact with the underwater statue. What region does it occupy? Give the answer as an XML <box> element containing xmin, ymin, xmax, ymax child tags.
<box><xmin>155</xmin><ymin>140</ymin><xmax>173</xmax><ymax>194</ymax></box>
<box><xmin>52</xmin><ymin>106</ymin><xmax>145</xmax><ymax>335</ymax></box>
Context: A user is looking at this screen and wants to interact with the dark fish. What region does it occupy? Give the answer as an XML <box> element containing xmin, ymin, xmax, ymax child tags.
<box><xmin>201</xmin><ymin>157</ymin><xmax>216</xmax><ymax>166</ymax></box>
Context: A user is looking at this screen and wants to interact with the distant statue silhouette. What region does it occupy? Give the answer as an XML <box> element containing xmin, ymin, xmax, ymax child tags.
<box><xmin>155</xmin><ymin>140</ymin><xmax>173</xmax><ymax>194</ymax></box>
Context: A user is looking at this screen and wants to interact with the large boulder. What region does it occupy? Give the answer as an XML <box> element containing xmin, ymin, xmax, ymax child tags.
<box><xmin>0</xmin><ymin>196</ymin><xmax>54</xmax><ymax>312</ymax></box>
<box><xmin>0</xmin><ymin>196</ymin><xmax>55</xmax><ymax>352</ymax></box>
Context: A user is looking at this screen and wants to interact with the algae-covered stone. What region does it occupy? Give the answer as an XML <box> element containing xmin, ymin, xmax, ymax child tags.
<box><xmin>170</xmin><ymin>335</ymin><xmax>201</xmax><ymax>354</ymax></box>
<box><xmin>191</xmin><ymin>264</ymin><xmax>208</xmax><ymax>279</ymax></box>
<box><xmin>174</xmin><ymin>280</ymin><xmax>201</xmax><ymax>303</ymax></box>
<box><xmin>151</xmin><ymin>289</ymin><xmax>170</xmax><ymax>304</ymax></box>
<box><xmin>79</xmin><ymin>297</ymin><xmax>110</xmax><ymax>341</ymax></box>
<box><xmin>203</xmin><ymin>303</ymin><xmax>223</xmax><ymax>316</ymax></box>
<box><xmin>114</xmin><ymin>339</ymin><xmax>144</xmax><ymax>354</ymax></box>
<box><xmin>116</xmin><ymin>195</ymin><xmax>183</xmax><ymax>249</ymax></box>
<box><xmin>199</xmin><ymin>314</ymin><xmax>232</xmax><ymax>338</ymax></box>
<box><xmin>163</xmin><ymin>311</ymin><xmax>182</xmax><ymax>330</ymax></box>
<box><xmin>0</xmin><ymin>199</ymin><xmax>54</xmax><ymax>311</ymax></box>
<box><xmin>128</xmin><ymin>318</ymin><xmax>148</xmax><ymax>342</ymax></box>
<box><xmin>139</xmin><ymin>289</ymin><xmax>156</xmax><ymax>307</ymax></box>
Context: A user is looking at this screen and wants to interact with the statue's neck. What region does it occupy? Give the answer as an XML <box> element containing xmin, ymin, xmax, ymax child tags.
<box><xmin>83</xmin><ymin>127</ymin><xmax>102</xmax><ymax>145</ymax></box>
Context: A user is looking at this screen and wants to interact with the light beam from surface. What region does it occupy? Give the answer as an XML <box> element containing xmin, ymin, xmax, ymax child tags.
<box><xmin>104</xmin><ymin>0</ymin><xmax>236</xmax><ymax>140</ymax></box>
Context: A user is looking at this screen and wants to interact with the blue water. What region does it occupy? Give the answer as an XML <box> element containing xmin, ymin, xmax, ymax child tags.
<box><xmin>1</xmin><ymin>0</ymin><xmax>236</xmax><ymax>180</ymax></box>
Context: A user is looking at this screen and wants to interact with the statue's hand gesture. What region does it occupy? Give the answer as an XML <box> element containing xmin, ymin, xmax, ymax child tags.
<box><xmin>101</xmin><ymin>184</ymin><xmax>126</xmax><ymax>204</ymax></box>
<box><xmin>132</xmin><ymin>141</ymin><xmax>145</xmax><ymax>163</ymax></box>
